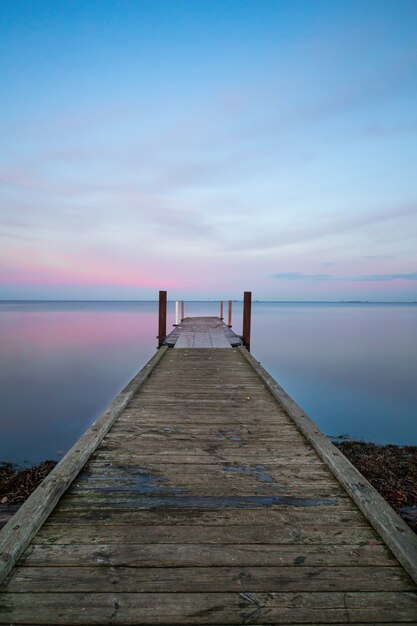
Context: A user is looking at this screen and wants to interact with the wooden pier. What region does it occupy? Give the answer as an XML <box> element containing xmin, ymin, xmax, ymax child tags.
<box><xmin>1</xmin><ymin>299</ymin><xmax>417</xmax><ymax>624</ymax></box>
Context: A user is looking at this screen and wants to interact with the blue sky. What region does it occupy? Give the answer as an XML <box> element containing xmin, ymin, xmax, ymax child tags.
<box><xmin>1</xmin><ymin>0</ymin><xmax>417</xmax><ymax>300</ymax></box>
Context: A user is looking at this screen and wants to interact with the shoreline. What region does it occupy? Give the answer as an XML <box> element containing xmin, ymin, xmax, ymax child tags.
<box><xmin>0</xmin><ymin>460</ymin><xmax>57</xmax><ymax>529</ymax></box>
<box><xmin>1</xmin><ymin>443</ymin><xmax>416</xmax><ymax>532</ymax></box>
<box><xmin>333</xmin><ymin>441</ymin><xmax>417</xmax><ymax>532</ymax></box>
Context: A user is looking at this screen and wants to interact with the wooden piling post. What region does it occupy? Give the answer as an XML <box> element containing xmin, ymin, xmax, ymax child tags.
<box><xmin>219</xmin><ymin>301</ymin><xmax>224</xmax><ymax>320</ymax></box>
<box><xmin>158</xmin><ymin>290</ymin><xmax>167</xmax><ymax>348</ymax></box>
<box><xmin>242</xmin><ymin>291</ymin><xmax>252</xmax><ymax>352</ymax></box>
<box><xmin>181</xmin><ymin>300</ymin><xmax>185</xmax><ymax>321</ymax></box>
<box><xmin>227</xmin><ymin>300</ymin><xmax>232</xmax><ymax>327</ymax></box>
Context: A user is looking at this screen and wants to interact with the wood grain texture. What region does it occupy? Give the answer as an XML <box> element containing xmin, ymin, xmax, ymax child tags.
<box><xmin>4</xmin><ymin>565</ymin><xmax>412</xmax><ymax>593</ymax></box>
<box><xmin>32</xmin><ymin>523</ymin><xmax>381</xmax><ymax>546</ymax></box>
<box><xmin>2</xmin><ymin>592</ymin><xmax>417</xmax><ymax>624</ymax></box>
<box><xmin>20</xmin><ymin>543</ymin><xmax>396</xmax><ymax>567</ymax></box>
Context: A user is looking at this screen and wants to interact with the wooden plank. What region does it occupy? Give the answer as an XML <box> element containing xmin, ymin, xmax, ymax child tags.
<box><xmin>2</xmin><ymin>591</ymin><xmax>417</xmax><ymax>624</ymax></box>
<box><xmin>133</xmin><ymin>391</ymin><xmax>275</xmax><ymax>401</ymax></box>
<box><xmin>0</xmin><ymin>346</ymin><xmax>169</xmax><ymax>585</ymax></box>
<box><xmin>89</xmin><ymin>453</ymin><xmax>323</xmax><ymax>465</ymax></box>
<box><xmin>97</xmin><ymin>440</ymin><xmax>312</xmax><ymax>453</ymax></box>
<box><xmin>64</xmin><ymin>483</ymin><xmax>347</xmax><ymax>499</ymax></box>
<box><xmin>58</xmin><ymin>483</ymin><xmax>349</xmax><ymax>504</ymax></box>
<box><xmin>69</xmin><ymin>464</ymin><xmax>339</xmax><ymax>488</ymax></box>
<box><xmin>68</xmin><ymin>480</ymin><xmax>342</xmax><ymax>495</ymax></box>
<box><xmin>119</xmin><ymin>405</ymin><xmax>290</xmax><ymax>416</ymax></box>
<box><xmin>238</xmin><ymin>345</ymin><xmax>417</xmax><ymax>585</ymax></box>
<box><xmin>193</xmin><ymin>331</ymin><xmax>213</xmax><ymax>348</ymax></box>
<box><xmin>4</xmin><ymin>566</ymin><xmax>412</xmax><ymax>593</ymax></box>
<box><xmin>43</xmin><ymin>504</ymin><xmax>368</xmax><ymax>525</ymax></box>
<box><xmin>104</xmin><ymin>432</ymin><xmax>302</xmax><ymax>442</ymax></box>
<box><xmin>134</xmin><ymin>392</ymin><xmax>272</xmax><ymax>400</ymax></box>
<box><xmin>115</xmin><ymin>415</ymin><xmax>296</xmax><ymax>427</ymax></box>
<box><xmin>209</xmin><ymin>330</ymin><xmax>232</xmax><ymax>348</ymax></box>
<box><xmin>104</xmin><ymin>431</ymin><xmax>306</xmax><ymax>443</ymax></box>
<box><xmin>56</xmin><ymin>492</ymin><xmax>348</xmax><ymax>511</ymax></box>
<box><xmin>82</xmin><ymin>458</ymin><xmax>330</xmax><ymax>471</ymax></box>
<box><xmin>19</xmin><ymin>543</ymin><xmax>397</xmax><ymax>568</ymax></box>
<box><xmin>33</xmin><ymin>523</ymin><xmax>381</xmax><ymax>545</ymax></box>
<box><xmin>78</xmin><ymin>463</ymin><xmax>335</xmax><ymax>482</ymax></box>
<box><xmin>174</xmin><ymin>332</ymin><xmax>195</xmax><ymax>348</ymax></box>
<box><xmin>104</xmin><ymin>433</ymin><xmax>304</xmax><ymax>444</ymax></box>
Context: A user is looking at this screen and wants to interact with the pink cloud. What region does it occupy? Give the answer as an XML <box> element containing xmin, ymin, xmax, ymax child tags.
<box><xmin>0</xmin><ymin>251</ymin><xmax>181</xmax><ymax>291</ymax></box>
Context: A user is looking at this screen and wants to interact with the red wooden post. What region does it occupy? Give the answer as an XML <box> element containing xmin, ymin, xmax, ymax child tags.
<box><xmin>227</xmin><ymin>300</ymin><xmax>232</xmax><ymax>327</ymax></box>
<box><xmin>158</xmin><ymin>290</ymin><xmax>167</xmax><ymax>348</ymax></box>
<box><xmin>242</xmin><ymin>291</ymin><xmax>252</xmax><ymax>352</ymax></box>
<box><xmin>181</xmin><ymin>300</ymin><xmax>185</xmax><ymax>321</ymax></box>
<box><xmin>219</xmin><ymin>301</ymin><xmax>224</xmax><ymax>320</ymax></box>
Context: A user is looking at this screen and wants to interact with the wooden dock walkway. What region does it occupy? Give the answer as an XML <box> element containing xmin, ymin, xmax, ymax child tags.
<box><xmin>1</xmin><ymin>316</ymin><xmax>417</xmax><ymax>624</ymax></box>
<box><xmin>164</xmin><ymin>316</ymin><xmax>242</xmax><ymax>348</ymax></box>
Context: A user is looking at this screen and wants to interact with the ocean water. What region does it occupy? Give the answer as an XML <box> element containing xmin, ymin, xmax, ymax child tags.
<box><xmin>1</xmin><ymin>300</ymin><xmax>416</xmax><ymax>466</ymax></box>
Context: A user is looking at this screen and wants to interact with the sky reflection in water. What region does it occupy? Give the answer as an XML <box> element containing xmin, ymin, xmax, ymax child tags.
<box><xmin>1</xmin><ymin>301</ymin><xmax>416</xmax><ymax>466</ymax></box>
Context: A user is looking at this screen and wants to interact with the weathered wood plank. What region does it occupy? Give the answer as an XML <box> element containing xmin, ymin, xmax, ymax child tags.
<box><xmin>56</xmin><ymin>492</ymin><xmax>347</xmax><ymax>511</ymax></box>
<box><xmin>96</xmin><ymin>442</ymin><xmax>318</xmax><ymax>456</ymax></box>
<box><xmin>103</xmin><ymin>434</ymin><xmax>308</xmax><ymax>446</ymax></box>
<box><xmin>19</xmin><ymin>543</ymin><xmax>397</xmax><ymax>568</ymax></box>
<box><xmin>108</xmin><ymin>422</ymin><xmax>297</xmax><ymax>434</ymax></box>
<box><xmin>90</xmin><ymin>452</ymin><xmax>323</xmax><ymax>465</ymax></box>
<box><xmin>64</xmin><ymin>484</ymin><xmax>347</xmax><ymax>500</ymax></box>
<box><xmin>66</xmin><ymin>464</ymin><xmax>343</xmax><ymax>493</ymax></box>
<box><xmin>43</xmin><ymin>505</ymin><xmax>368</xmax><ymax>525</ymax></box>
<box><xmin>101</xmin><ymin>423</ymin><xmax>305</xmax><ymax>437</ymax></box>
<box><xmin>175</xmin><ymin>332</ymin><xmax>195</xmax><ymax>349</ymax></box>
<box><xmin>77</xmin><ymin>463</ymin><xmax>335</xmax><ymax>483</ymax></box>
<box><xmin>210</xmin><ymin>331</ymin><xmax>233</xmax><ymax>348</ymax></box>
<box><xmin>193</xmin><ymin>331</ymin><xmax>213</xmax><ymax>348</ymax></box>
<box><xmin>2</xmin><ymin>591</ymin><xmax>417</xmax><ymax>624</ymax></box>
<box><xmin>67</xmin><ymin>484</ymin><xmax>343</xmax><ymax>497</ymax></box>
<box><xmin>4</xmin><ymin>566</ymin><xmax>413</xmax><ymax>593</ymax></box>
<box><xmin>1</xmin><ymin>623</ymin><xmax>414</xmax><ymax>626</ymax></box>
<box><xmin>33</xmin><ymin>523</ymin><xmax>381</xmax><ymax>545</ymax></box>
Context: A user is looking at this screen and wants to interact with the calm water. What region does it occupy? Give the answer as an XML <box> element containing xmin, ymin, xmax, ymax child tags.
<box><xmin>1</xmin><ymin>301</ymin><xmax>416</xmax><ymax>466</ymax></box>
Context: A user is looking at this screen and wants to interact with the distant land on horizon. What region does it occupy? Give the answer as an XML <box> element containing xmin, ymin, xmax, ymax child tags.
<box><xmin>1</xmin><ymin>299</ymin><xmax>417</xmax><ymax>305</ymax></box>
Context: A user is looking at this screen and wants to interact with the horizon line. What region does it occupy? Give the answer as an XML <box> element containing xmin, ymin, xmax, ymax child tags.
<box><xmin>1</xmin><ymin>299</ymin><xmax>417</xmax><ymax>304</ymax></box>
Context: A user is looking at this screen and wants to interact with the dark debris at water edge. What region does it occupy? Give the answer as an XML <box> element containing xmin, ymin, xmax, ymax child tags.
<box><xmin>334</xmin><ymin>441</ymin><xmax>417</xmax><ymax>532</ymax></box>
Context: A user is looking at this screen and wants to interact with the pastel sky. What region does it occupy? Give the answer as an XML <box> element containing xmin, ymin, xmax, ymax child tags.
<box><xmin>1</xmin><ymin>0</ymin><xmax>417</xmax><ymax>301</ymax></box>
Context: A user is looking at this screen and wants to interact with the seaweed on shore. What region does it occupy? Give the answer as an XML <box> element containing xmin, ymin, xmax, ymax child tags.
<box><xmin>0</xmin><ymin>460</ymin><xmax>57</xmax><ymax>505</ymax></box>
<box><xmin>335</xmin><ymin>441</ymin><xmax>417</xmax><ymax>532</ymax></box>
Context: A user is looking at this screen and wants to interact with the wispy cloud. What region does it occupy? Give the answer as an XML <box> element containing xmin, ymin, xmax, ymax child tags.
<box><xmin>226</xmin><ymin>203</ymin><xmax>417</xmax><ymax>253</ymax></box>
<box><xmin>272</xmin><ymin>272</ymin><xmax>334</xmax><ymax>282</ymax></box>
<box><xmin>272</xmin><ymin>272</ymin><xmax>417</xmax><ymax>282</ymax></box>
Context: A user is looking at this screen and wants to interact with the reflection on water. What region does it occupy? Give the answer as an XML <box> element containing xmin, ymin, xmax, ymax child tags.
<box><xmin>0</xmin><ymin>302</ymin><xmax>161</xmax><ymax>466</ymax></box>
<box><xmin>0</xmin><ymin>301</ymin><xmax>416</xmax><ymax>465</ymax></box>
<box><xmin>251</xmin><ymin>303</ymin><xmax>417</xmax><ymax>447</ymax></box>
